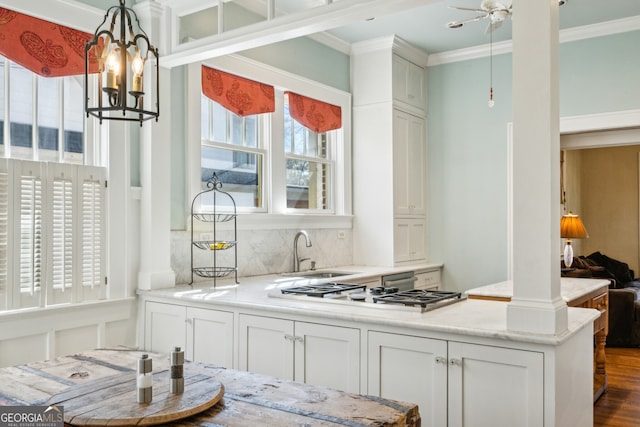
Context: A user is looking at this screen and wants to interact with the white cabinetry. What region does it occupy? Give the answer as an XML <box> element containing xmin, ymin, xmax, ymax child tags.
<box><xmin>414</xmin><ymin>268</ymin><xmax>441</xmax><ymax>290</ymax></box>
<box><xmin>448</xmin><ymin>341</ymin><xmax>543</xmax><ymax>427</ymax></box>
<box><xmin>352</xmin><ymin>36</ymin><xmax>428</xmax><ymax>266</ymax></box>
<box><xmin>393</xmin><ymin>110</ymin><xmax>425</xmax><ymax>216</ymax></box>
<box><xmin>368</xmin><ymin>331</ymin><xmax>447</xmax><ymax>426</ymax></box>
<box><xmin>392</xmin><ymin>55</ymin><xmax>426</xmax><ymax>118</ymax></box>
<box><xmin>238</xmin><ymin>314</ymin><xmax>360</xmax><ymax>393</ymax></box>
<box><xmin>394</xmin><ymin>218</ymin><xmax>426</xmax><ymax>263</ymax></box>
<box><xmin>144</xmin><ymin>301</ymin><xmax>234</xmax><ymax>368</ymax></box>
<box><xmin>368</xmin><ymin>331</ymin><xmax>543</xmax><ymax>427</ymax></box>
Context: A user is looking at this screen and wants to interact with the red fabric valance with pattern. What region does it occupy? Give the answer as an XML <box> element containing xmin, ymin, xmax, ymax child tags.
<box><xmin>202</xmin><ymin>66</ymin><xmax>275</xmax><ymax>117</ymax></box>
<box><xmin>285</xmin><ymin>91</ymin><xmax>342</xmax><ymax>133</ymax></box>
<box><xmin>0</xmin><ymin>8</ymin><xmax>100</xmax><ymax>77</ymax></box>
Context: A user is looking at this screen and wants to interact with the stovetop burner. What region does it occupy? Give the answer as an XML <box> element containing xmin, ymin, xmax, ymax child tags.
<box><xmin>281</xmin><ymin>282</ymin><xmax>366</xmax><ymax>297</ymax></box>
<box><xmin>372</xmin><ymin>289</ymin><xmax>462</xmax><ymax>308</ymax></box>
<box><xmin>369</xmin><ymin>286</ymin><xmax>399</xmax><ymax>295</ymax></box>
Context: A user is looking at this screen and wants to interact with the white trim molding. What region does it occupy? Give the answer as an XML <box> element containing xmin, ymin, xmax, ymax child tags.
<box><xmin>560</xmin><ymin>109</ymin><xmax>640</xmax><ymax>134</ymax></box>
<box><xmin>428</xmin><ymin>15</ymin><xmax>640</xmax><ymax>66</ymax></box>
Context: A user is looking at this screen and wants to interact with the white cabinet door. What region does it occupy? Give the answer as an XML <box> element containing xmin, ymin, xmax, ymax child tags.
<box><xmin>238</xmin><ymin>316</ymin><xmax>360</xmax><ymax>392</ymax></box>
<box><xmin>186</xmin><ymin>307</ymin><xmax>234</xmax><ymax>368</ymax></box>
<box><xmin>407</xmin><ymin>115</ymin><xmax>426</xmax><ymax>215</ymax></box>
<box><xmin>447</xmin><ymin>341</ymin><xmax>544</xmax><ymax>427</ymax></box>
<box><xmin>394</xmin><ymin>218</ymin><xmax>426</xmax><ymax>263</ymax></box>
<box><xmin>414</xmin><ymin>270</ymin><xmax>441</xmax><ymax>290</ymax></box>
<box><xmin>406</xmin><ymin>60</ymin><xmax>426</xmax><ymax>109</ymax></box>
<box><xmin>393</xmin><ymin>110</ymin><xmax>425</xmax><ymax>216</ymax></box>
<box><xmin>144</xmin><ymin>302</ymin><xmax>234</xmax><ymax>368</ymax></box>
<box><xmin>368</xmin><ymin>331</ymin><xmax>448</xmax><ymax>427</ymax></box>
<box><xmin>392</xmin><ymin>55</ymin><xmax>425</xmax><ymax>110</ymax></box>
<box><xmin>295</xmin><ymin>322</ymin><xmax>360</xmax><ymax>393</ymax></box>
<box><xmin>144</xmin><ymin>301</ymin><xmax>186</xmax><ymax>354</ymax></box>
<box><xmin>238</xmin><ymin>314</ymin><xmax>294</xmax><ymax>380</ymax></box>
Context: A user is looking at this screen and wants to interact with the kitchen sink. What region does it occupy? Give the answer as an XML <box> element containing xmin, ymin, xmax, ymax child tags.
<box><xmin>283</xmin><ymin>270</ymin><xmax>359</xmax><ymax>279</ymax></box>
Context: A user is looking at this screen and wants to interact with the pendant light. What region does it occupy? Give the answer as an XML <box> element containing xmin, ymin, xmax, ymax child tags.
<box><xmin>84</xmin><ymin>0</ymin><xmax>160</xmax><ymax>125</ymax></box>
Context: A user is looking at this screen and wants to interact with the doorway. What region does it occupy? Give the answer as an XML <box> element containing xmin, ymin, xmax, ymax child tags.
<box><xmin>506</xmin><ymin>109</ymin><xmax>640</xmax><ymax>280</ymax></box>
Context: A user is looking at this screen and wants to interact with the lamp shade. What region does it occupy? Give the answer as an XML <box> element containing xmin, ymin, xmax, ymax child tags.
<box><xmin>560</xmin><ymin>212</ymin><xmax>589</xmax><ymax>239</ymax></box>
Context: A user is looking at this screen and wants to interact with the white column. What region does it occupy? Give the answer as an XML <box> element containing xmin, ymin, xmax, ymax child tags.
<box><xmin>507</xmin><ymin>0</ymin><xmax>567</xmax><ymax>334</ymax></box>
<box><xmin>106</xmin><ymin>120</ymin><xmax>133</xmax><ymax>298</ymax></box>
<box><xmin>135</xmin><ymin>1</ymin><xmax>176</xmax><ymax>290</ymax></box>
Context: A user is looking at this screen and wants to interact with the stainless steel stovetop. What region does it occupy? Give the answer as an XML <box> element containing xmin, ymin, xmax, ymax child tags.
<box><xmin>271</xmin><ymin>282</ymin><xmax>463</xmax><ymax>313</ymax></box>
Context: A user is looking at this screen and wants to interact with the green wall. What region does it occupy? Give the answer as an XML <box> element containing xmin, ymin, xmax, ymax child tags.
<box><xmin>427</xmin><ymin>30</ymin><xmax>640</xmax><ymax>291</ymax></box>
<box><xmin>242</xmin><ymin>38</ymin><xmax>351</xmax><ymax>93</ymax></box>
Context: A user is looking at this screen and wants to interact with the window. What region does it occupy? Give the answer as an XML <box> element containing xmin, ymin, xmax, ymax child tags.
<box><xmin>0</xmin><ymin>160</ymin><xmax>106</xmax><ymax>311</ymax></box>
<box><xmin>0</xmin><ymin>56</ymin><xmax>85</xmax><ymax>164</ymax></box>
<box><xmin>200</xmin><ymin>92</ymin><xmax>338</xmax><ymax>213</ymax></box>
<box><xmin>189</xmin><ymin>60</ymin><xmax>351</xmax><ymax>228</ymax></box>
<box><xmin>200</xmin><ymin>98</ymin><xmax>265</xmax><ymax>210</ymax></box>
<box><xmin>0</xmin><ymin>55</ymin><xmax>107</xmax><ymax>312</ymax></box>
<box><xmin>284</xmin><ymin>99</ymin><xmax>332</xmax><ymax>210</ymax></box>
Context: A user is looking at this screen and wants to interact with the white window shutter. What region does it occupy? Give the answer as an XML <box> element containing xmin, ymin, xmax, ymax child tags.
<box><xmin>0</xmin><ymin>160</ymin><xmax>106</xmax><ymax>311</ymax></box>
<box><xmin>15</xmin><ymin>161</ymin><xmax>45</xmax><ymax>309</ymax></box>
<box><xmin>48</xmin><ymin>163</ymin><xmax>75</xmax><ymax>305</ymax></box>
<box><xmin>78</xmin><ymin>166</ymin><xmax>106</xmax><ymax>301</ymax></box>
<box><xmin>0</xmin><ymin>159</ymin><xmax>8</xmax><ymax>310</ymax></box>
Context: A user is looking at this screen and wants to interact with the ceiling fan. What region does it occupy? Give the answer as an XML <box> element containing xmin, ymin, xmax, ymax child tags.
<box><xmin>446</xmin><ymin>0</ymin><xmax>512</xmax><ymax>33</ymax></box>
<box><xmin>447</xmin><ymin>0</ymin><xmax>567</xmax><ymax>33</ymax></box>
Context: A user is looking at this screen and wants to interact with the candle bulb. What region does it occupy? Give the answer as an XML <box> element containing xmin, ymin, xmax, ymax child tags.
<box><xmin>105</xmin><ymin>50</ymin><xmax>119</xmax><ymax>91</ymax></box>
<box><xmin>131</xmin><ymin>53</ymin><xmax>144</xmax><ymax>93</ymax></box>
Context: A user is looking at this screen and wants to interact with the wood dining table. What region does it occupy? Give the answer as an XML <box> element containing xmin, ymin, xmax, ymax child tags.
<box><xmin>0</xmin><ymin>347</ymin><xmax>420</xmax><ymax>427</ymax></box>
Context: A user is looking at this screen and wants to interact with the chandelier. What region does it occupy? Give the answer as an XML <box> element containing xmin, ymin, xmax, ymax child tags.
<box><xmin>85</xmin><ymin>0</ymin><xmax>159</xmax><ymax>125</ymax></box>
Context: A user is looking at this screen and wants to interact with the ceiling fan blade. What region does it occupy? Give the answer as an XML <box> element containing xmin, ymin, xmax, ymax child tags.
<box><xmin>448</xmin><ymin>6</ymin><xmax>485</xmax><ymax>13</ymax></box>
<box><xmin>447</xmin><ymin>13</ymin><xmax>488</xmax><ymax>28</ymax></box>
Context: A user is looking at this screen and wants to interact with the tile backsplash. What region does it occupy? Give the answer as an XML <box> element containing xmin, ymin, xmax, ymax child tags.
<box><xmin>171</xmin><ymin>228</ymin><xmax>353</xmax><ymax>285</ymax></box>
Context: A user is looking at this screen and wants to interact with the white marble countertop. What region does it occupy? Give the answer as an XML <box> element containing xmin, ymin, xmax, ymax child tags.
<box><xmin>140</xmin><ymin>264</ymin><xmax>600</xmax><ymax>347</ymax></box>
<box><xmin>466</xmin><ymin>277</ymin><xmax>610</xmax><ymax>303</ymax></box>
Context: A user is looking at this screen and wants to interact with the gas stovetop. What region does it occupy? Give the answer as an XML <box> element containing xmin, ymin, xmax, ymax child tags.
<box><xmin>273</xmin><ymin>283</ymin><xmax>464</xmax><ymax>313</ymax></box>
<box><xmin>280</xmin><ymin>282</ymin><xmax>366</xmax><ymax>297</ymax></box>
<box><xmin>372</xmin><ymin>289</ymin><xmax>462</xmax><ymax>308</ymax></box>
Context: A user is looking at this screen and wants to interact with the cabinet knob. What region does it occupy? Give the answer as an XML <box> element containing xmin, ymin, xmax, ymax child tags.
<box><xmin>435</xmin><ymin>356</ymin><xmax>447</xmax><ymax>364</ymax></box>
<box><xmin>294</xmin><ymin>336</ymin><xmax>304</xmax><ymax>344</ymax></box>
<box><xmin>449</xmin><ymin>358</ymin><xmax>462</xmax><ymax>367</ymax></box>
<box><xmin>284</xmin><ymin>334</ymin><xmax>295</xmax><ymax>342</ymax></box>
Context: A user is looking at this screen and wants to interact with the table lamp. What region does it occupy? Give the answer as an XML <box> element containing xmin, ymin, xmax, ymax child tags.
<box><xmin>560</xmin><ymin>211</ymin><xmax>589</xmax><ymax>268</ymax></box>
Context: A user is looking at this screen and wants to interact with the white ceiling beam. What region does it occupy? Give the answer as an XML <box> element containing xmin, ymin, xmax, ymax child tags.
<box><xmin>160</xmin><ymin>0</ymin><xmax>439</xmax><ymax>68</ymax></box>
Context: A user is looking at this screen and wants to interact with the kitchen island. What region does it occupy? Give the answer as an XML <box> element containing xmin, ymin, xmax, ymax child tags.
<box><xmin>138</xmin><ymin>265</ymin><xmax>601</xmax><ymax>427</ymax></box>
<box><xmin>466</xmin><ymin>278</ymin><xmax>610</xmax><ymax>402</ymax></box>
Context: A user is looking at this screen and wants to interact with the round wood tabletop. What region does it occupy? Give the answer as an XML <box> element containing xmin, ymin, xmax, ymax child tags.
<box><xmin>47</xmin><ymin>369</ymin><xmax>224</xmax><ymax>426</ymax></box>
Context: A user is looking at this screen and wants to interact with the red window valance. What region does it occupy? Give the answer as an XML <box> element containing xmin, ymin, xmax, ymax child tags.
<box><xmin>0</xmin><ymin>8</ymin><xmax>100</xmax><ymax>77</ymax></box>
<box><xmin>201</xmin><ymin>65</ymin><xmax>275</xmax><ymax>117</ymax></box>
<box><xmin>285</xmin><ymin>91</ymin><xmax>342</xmax><ymax>133</ymax></box>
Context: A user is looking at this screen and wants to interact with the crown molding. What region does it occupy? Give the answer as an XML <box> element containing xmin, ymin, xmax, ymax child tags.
<box><xmin>308</xmin><ymin>32</ymin><xmax>352</xmax><ymax>56</ymax></box>
<box><xmin>351</xmin><ymin>35</ymin><xmax>428</xmax><ymax>66</ymax></box>
<box><xmin>426</xmin><ymin>15</ymin><xmax>640</xmax><ymax>67</ymax></box>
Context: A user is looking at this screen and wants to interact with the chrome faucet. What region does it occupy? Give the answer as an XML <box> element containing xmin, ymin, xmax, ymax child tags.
<box><xmin>293</xmin><ymin>230</ymin><xmax>312</xmax><ymax>272</ymax></box>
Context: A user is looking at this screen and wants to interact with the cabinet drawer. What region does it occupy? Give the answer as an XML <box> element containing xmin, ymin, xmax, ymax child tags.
<box><xmin>591</xmin><ymin>292</ymin><xmax>608</xmax><ymax>311</ymax></box>
<box><xmin>591</xmin><ymin>292</ymin><xmax>608</xmax><ymax>333</ymax></box>
<box><xmin>415</xmin><ymin>270</ymin><xmax>441</xmax><ymax>290</ymax></box>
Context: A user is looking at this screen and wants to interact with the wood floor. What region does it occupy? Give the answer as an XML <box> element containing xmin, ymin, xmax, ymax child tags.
<box><xmin>594</xmin><ymin>347</ymin><xmax>640</xmax><ymax>426</ymax></box>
